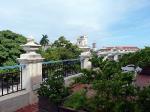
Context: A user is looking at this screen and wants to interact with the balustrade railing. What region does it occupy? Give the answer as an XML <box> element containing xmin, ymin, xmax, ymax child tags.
<box><xmin>42</xmin><ymin>59</ymin><xmax>81</xmax><ymax>81</ymax></box>
<box><xmin>0</xmin><ymin>65</ymin><xmax>25</xmax><ymax>97</ymax></box>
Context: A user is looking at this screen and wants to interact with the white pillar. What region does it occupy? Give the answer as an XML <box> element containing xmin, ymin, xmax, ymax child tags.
<box><xmin>114</xmin><ymin>54</ymin><xmax>119</xmax><ymax>62</ymax></box>
<box><xmin>80</xmin><ymin>51</ymin><xmax>92</xmax><ymax>69</ymax></box>
<box><xmin>17</xmin><ymin>38</ymin><xmax>44</xmax><ymax>104</ymax></box>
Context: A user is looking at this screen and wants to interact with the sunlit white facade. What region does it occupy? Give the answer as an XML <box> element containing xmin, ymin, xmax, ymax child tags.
<box><xmin>97</xmin><ymin>46</ymin><xmax>140</xmax><ymax>61</ymax></box>
<box><xmin>76</xmin><ymin>35</ymin><xmax>91</xmax><ymax>52</ymax></box>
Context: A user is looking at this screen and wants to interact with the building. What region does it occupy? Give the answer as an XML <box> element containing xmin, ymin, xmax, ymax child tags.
<box><xmin>76</xmin><ymin>35</ymin><xmax>91</xmax><ymax>52</ymax></box>
<box><xmin>97</xmin><ymin>46</ymin><xmax>140</xmax><ymax>61</ymax></box>
<box><xmin>92</xmin><ymin>43</ymin><xmax>97</xmax><ymax>51</ymax></box>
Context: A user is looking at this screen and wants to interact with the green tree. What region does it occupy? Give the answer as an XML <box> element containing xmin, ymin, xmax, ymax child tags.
<box><xmin>38</xmin><ymin>69</ymin><xmax>69</xmax><ymax>105</ymax></box>
<box><xmin>52</xmin><ymin>36</ymin><xmax>69</xmax><ymax>48</ymax></box>
<box><xmin>91</xmin><ymin>71</ymin><xmax>137</xmax><ymax>112</ymax></box>
<box><xmin>137</xmin><ymin>86</ymin><xmax>150</xmax><ymax>112</ymax></box>
<box><xmin>64</xmin><ymin>47</ymin><xmax>150</xmax><ymax>112</ymax></box>
<box><xmin>119</xmin><ymin>47</ymin><xmax>150</xmax><ymax>67</ymax></box>
<box><xmin>40</xmin><ymin>34</ymin><xmax>49</xmax><ymax>46</ymax></box>
<box><xmin>74</xmin><ymin>56</ymin><xmax>138</xmax><ymax>112</ymax></box>
<box><xmin>0</xmin><ymin>30</ymin><xmax>27</xmax><ymax>66</ymax></box>
<box><xmin>64</xmin><ymin>89</ymin><xmax>87</xmax><ymax>110</ymax></box>
<box><xmin>43</xmin><ymin>36</ymin><xmax>81</xmax><ymax>61</ymax></box>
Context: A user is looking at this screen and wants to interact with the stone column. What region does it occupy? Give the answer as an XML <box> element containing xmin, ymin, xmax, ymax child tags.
<box><xmin>80</xmin><ymin>51</ymin><xmax>92</xmax><ymax>69</ymax></box>
<box><xmin>114</xmin><ymin>54</ymin><xmax>119</xmax><ymax>62</ymax></box>
<box><xmin>17</xmin><ymin>38</ymin><xmax>44</xmax><ymax>104</ymax></box>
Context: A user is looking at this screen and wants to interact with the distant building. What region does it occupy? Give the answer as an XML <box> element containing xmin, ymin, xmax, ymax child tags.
<box><xmin>97</xmin><ymin>46</ymin><xmax>140</xmax><ymax>61</ymax></box>
<box><xmin>92</xmin><ymin>43</ymin><xmax>97</xmax><ymax>51</ymax></box>
<box><xmin>76</xmin><ymin>35</ymin><xmax>90</xmax><ymax>52</ymax></box>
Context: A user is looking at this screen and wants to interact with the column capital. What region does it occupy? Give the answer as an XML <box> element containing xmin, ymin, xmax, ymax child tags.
<box><xmin>17</xmin><ymin>37</ymin><xmax>44</xmax><ymax>63</ymax></box>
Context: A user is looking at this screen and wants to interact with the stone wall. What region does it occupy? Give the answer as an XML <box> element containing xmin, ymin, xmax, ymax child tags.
<box><xmin>0</xmin><ymin>91</ymin><xmax>29</xmax><ymax>112</ymax></box>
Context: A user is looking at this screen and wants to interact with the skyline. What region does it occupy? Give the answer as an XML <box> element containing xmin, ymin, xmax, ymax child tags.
<box><xmin>0</xmin><ymin>0</ymin><xmax>150</xmax><ymax>48</ymax></box>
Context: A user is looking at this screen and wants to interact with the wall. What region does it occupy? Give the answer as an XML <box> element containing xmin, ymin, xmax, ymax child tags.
<box><xmin>0</xmin><ymin>91</ymin><xmax>29</xmax><ymax>112</ymax></box>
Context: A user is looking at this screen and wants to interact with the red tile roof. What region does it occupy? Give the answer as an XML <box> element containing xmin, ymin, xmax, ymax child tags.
<box><xmin>102</xmin><ymin>46</ymin><xmax>139</xmax><ymax>50</ymax></box>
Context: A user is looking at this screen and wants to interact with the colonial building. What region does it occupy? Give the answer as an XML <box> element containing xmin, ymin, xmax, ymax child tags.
<box><xmin>97</xmin><ymin>46</ymin><xmax>140</xmax><ymax>61</ymax></box>
<box><xmin>76</xmin><ymin>35</ymin><xmax>91</xmax><ymax>52</ymax></box>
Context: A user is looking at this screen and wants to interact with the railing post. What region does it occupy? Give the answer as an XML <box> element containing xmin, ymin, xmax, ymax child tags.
<box><xmin>17</xmin><ymin>38</ymin><xmax>44</xmax><ymax>104</ymax></box>
<box><xmin>80</xmin><ymin>51</ymin><xmax>92</xmax><ymax>69</ymax></box>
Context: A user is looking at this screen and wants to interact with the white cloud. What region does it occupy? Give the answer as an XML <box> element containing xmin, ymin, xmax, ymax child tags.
<box><xmin>53</xmin><ymin>0</ymin><xmax>150</xmax><ymax>33</ymax></box>
<box><xmin>0</xmin><ymin>0</ymin><xmax>150</xmax><ymax>47</ymax></box>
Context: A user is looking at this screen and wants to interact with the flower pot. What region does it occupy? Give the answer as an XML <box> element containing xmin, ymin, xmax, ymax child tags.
<box><xmin>58</xmin><ymin>106</ymin><xmax>87</xmax><ymax>112</ymax></box>
<box><xmin>38</xmin><ymin>96</ymin><xmax>58</xmax><ymax>112</ymax></box>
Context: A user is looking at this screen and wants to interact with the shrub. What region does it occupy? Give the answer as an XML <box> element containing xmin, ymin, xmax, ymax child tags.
<box><xmin>63</xmin><ymin>89</ymin><xmax>87</xmax><ymax>110</ymax></box>
<box><xmin>74</xmin><ymin>69</ymin><xmax>100</xmax><ymax>84</ymax></box>
<box><xmin>38</xmin><ymin>69</ymin><xmax>69</xmax><ymax>105</ymax></box>
<box><xmin>137</xmin><ymin>86</ymin><xmax>150</xmax><ymax>112</ymax></box>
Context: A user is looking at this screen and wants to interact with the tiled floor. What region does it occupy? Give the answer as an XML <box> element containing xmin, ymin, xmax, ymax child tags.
<box><xmin>16</xmin><ymin>103</ymin><xmax>39</xmax><ymax>112</ymax></box>
<box><xmin>16</xmin><ymin>103</ymin><xmax>49</xmax><ymax>112</ymax></box>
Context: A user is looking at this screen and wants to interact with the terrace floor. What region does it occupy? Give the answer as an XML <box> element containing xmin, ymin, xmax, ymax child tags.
<box><xmin>16</xmin><ymin>103</ymin><xmax>39</xmax><ymax>112</ymax></box>
<box><xmin>16</xmin><ymin>103</ymin><xmax>50</xmax><ymax>112</ymax></box>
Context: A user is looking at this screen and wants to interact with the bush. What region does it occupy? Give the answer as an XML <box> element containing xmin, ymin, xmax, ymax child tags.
<box><xmin>74</xmin><ymin>69</ymin><xmax>100</xmax><ymax>84</ymax></box>
<box><xmin>38</xmin><ymin>69</ymin><xmax>69</xmax><ymax>105</ymax></box>
<box><xmin>137</xmin><ymin>86</ymin><xmax>150</xmax><ymax>112</ymax></box>
<box><xmin>63</xmin><ymin>89</ymin><xmax>87</xmax><ymax>110</ymax></box>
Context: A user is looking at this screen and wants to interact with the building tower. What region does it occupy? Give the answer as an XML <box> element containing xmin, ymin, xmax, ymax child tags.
<box><xmin>92</xmin><ymin>43</ymin><xmax>96</xmax><ymax>51</ymax></box>
<box><xmin>76</xmin><ymin>35</ymin><xmax>90</xmax><ymax>52</ymax></box>
<box><xmin>76</xmin><ymin>35</ymin><xmax>88</xmax><ymax>47</ymax></box>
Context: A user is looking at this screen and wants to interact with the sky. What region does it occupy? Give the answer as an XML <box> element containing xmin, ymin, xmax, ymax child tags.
<box><xmin>0</xmin><ymin>0</ymin><xmax>150</xmax><ymax>48</ymax></box>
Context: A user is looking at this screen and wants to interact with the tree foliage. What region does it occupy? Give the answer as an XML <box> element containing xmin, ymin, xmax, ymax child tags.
<box><xmin>38</xmin><ymin>69</ymin><xmax>69</xmax><ymax>104</ymax></box>
<box><xmin>137</xmin><ymin>86</ymin><xmax>150</xmax><ymax>112</ymax></box>
<box><xmin>92</xmin><ymin>72</ymin><xmax>137</xmax><ymax>112</ymax></box>
<box><xmin>119</xmin><ymin>47</ymin><xmax>150</xmax><ymax>67</ymax></box>
<box><xmin>0</xmin><ymin>30</ymin><xmax>27</xmax><ymax>66</ymax></box>
<box><xmin>69</xmin><ymin>47</ymin><xmax>150</xmax><ymax>112</ymax></box>
<box><xmin>64</xmin><ymin>89</ymin><xmax>87</xmax><ymax>110</ymax></box>
<box><xmin>41</xmin><ymin>36</ymin><xmax>81</xmax><ymax>61</ymax></box>
<box><xmin>40</xmin><ymin>34</ymin><xmax>49</xmax><ymax>46</ymax></box>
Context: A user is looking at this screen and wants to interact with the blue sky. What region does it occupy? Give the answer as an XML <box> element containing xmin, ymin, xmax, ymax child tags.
<box><xmin>0</xmin><ymin>0</ymin><xmax>150</xmax><ymax>48</ymax></box>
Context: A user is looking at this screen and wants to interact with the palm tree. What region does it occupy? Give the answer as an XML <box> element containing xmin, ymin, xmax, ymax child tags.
<box><xmin>40</xmin><ymin>35</ymin><xmax>49</xmax><ymax>46</ymax></box>
<box><xmin>40</xmin><ymin>35</ymin><xmax>49</xmax><ymax>50</ymax></box>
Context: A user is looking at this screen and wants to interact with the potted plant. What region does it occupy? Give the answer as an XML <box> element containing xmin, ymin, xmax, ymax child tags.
<box><xmin>38</xmin><ymin>69</ymin><xmax>69</xmax><ymax>112</ymax></box>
